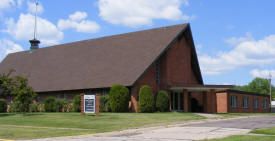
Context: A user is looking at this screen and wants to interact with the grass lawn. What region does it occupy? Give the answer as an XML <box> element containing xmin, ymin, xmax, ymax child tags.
<box><xmin>217</xmin><ymin>113</ymin><xmax>275</xmax><ymax>118</ymax></box>
<box><xmin>205</xmin><ymin>135</ymin><xmax>275</xmax><ymax>141</ymax></box>
<box><xmin>251</xmin><ymin>127</ymin><xmax>275</xmax><ymax>135</ymax></box>
<box><xmin>0</xmin><ymin>112</ymin><xmax>204</xmax><ymax>139</ymax></box>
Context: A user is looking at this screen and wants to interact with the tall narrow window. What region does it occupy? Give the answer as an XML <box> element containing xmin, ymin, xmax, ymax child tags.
<box><xmin>156</xmin><ymin>60</ymin><xmax>160</xmax><ymax>84</ymax></box>
<box><xmin>242</xmin><ymin>97</ymin><xmax>248</xmax><ymax>108</ymax></box>
<box><xmin>263</xmin><ymin>99</ymin><xmax>267</xmax><ymax>109</ymax></box>
<box><xmin>231</xmin><ymin>96</ymin><xmax>237</xmax><ymax>108</ymax></box>
<box><xmin>254</xmin><ymin>98</ymin><xmax>258</xmax><ymax>109</ymax></box>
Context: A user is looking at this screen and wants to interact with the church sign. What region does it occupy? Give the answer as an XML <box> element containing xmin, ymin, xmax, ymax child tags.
<box><xmin>81</xmin><ymin>93</ymin><xmax>100</xmax><ymax>116</ymax></box>
<box><xmin>84</xmin><ymin>95</ymin><xmax>95</xmax><ymax>113</ymax></box>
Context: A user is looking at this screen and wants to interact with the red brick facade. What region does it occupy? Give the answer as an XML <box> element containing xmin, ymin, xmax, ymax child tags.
<box><xmin>130</xmin><ymin>35</ymin><xmax>201</xmax><ymax>112</ymax></box>
<box><xmin>216</xmin><ymin>91</ymin><xmax>270</xmax><ymax>113</ymax></box>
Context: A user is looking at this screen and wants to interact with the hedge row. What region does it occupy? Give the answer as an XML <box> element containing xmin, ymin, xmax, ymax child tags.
<box><xmin>6</xmin><ymin>95</ymin><xmax>81</xmax><ymax>113</ymax></box>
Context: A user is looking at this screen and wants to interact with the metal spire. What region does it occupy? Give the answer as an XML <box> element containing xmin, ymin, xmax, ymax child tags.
<box><xmin>29</xmin><ymin>0</ymin><xmax>40</xmax><ymax>50</ymax></box>
<box><xmin>34</xmin><ymin>0</ymin><xmax>38</xmax><ymax>39</ymax></box>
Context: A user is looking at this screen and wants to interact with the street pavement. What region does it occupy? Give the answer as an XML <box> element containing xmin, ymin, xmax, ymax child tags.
<box><xmin>21</xmin><ymin>115</ymin><xmax>275</xmax><ymax>141</ymax></box>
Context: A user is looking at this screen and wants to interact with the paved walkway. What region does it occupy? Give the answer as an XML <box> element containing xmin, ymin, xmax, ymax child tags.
<box><xmin>20</xmin><ymin>116</ymin><xmax>275</xmax><ymax>141</ymax></box>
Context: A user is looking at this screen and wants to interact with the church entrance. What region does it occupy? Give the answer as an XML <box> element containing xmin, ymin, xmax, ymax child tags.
<box><xmin>171</xmin><ymin>92</ymin><xmax>184</xmax><ymax>112</ymax></box>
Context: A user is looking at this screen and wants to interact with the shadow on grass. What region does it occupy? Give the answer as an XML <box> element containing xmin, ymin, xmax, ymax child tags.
<box><xmin>0</xmin><ymin>113</ymin><xmax>45</xmax><ymax>117</ymax></box>
<box><xmin>0</xmin><ymin>113</ymin><xmax>16</xmax><ymax>117</ymax></box>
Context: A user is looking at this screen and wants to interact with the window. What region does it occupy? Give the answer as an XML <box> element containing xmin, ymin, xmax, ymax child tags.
<box><xmin>156</xmin><ymin>60</ymin><xmax>160</xmax><ymax>84</ymax></box>
<box><xmin>263</xmin><ymin>99</ymin><xmax>267</xmax><ymax>109</ymax></box>
<box><xmin>242</xmin><ymin>97</ymin><xmax>249</xmax><ymax>108</ymax></box>
<box><xmin>254</xmin><ymin>98</ymin><xmax>258</xmax><ymax>109</ymax></box>
<box><xmin>231</xmin><ymin>96</ymin><xmax>237</xmax><ymax>108</ymax></box>
<box><xmin>64</xmin><ymin>93</ymin><xmax>67</xmax><ymax>99</ymax></box>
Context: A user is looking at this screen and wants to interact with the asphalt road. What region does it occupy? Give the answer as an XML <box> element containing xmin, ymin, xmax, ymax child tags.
<box><xmin>24</xmin><ymin>115</ymin><xmax>275</xmax><ymax>141</ymax></box>
<box><xmin>190</xmin><ymin>115</ymin><xmax>275</xmax><ymax>129</ymax></box>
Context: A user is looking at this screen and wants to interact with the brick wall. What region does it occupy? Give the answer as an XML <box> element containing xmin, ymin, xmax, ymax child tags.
<box><xmin>130</xmin><ymin>34</ymin><xmax>200</xmax><ymax>112</ymax></box>
<box><xmin>216</xmin><ymin>92</ymin><xmax>228</xmax><ymax>113</ymax></box>
<box><xmin>228</xmin><ymin>91</ymin><xmax>270</xmax><ymax>113</ymax></box>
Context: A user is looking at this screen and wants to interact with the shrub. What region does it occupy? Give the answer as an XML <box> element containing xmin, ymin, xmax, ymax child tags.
<box><xmin>73</xmin><ymin>95</ymin><xmax>81</xmax><ymax>112</ymax></box>
<box><xmin>0</xmin><ymin>99</ymin><xmax>7</xmax><ymax>113</ymax></box>
<box><xmin>138</xmin><ymin>85</ymin><xmax>155</xmax><ymax>113</ymax></box>
<box><xmin>29</xmin><ymin>103</ymin><xmax>39</xmax><ymax>112</ymax></box>
<box><xmin>68</xmin><ymin>103</ymin><xmax>74</xmax><ymax>112</ymax></box>
<box><xmin>44</xmin><ymin>97</ymin><xmax>57</xmax><ymax>112</ymax></box>
<box><xmin>109</xmin><ymin>84</ymin><xmax>130</xmax><ymax>112</ymax></box>
<box><xmin>100</xmin><ymin>95</ymin><xmax>111</xmax><ymax>112</ymax></box>
<box><xmin>156</xmin><ymin>90</ymin><xmax>169</xmax><ymax>112</ymax></box>
<box><xmin>56</xmin><ymin>99</ymin><xmax>70</xmax><ymax>112</ymax></box>
<box><xmin>8</xmin><ymin>101</ymin><xmax>20</xmax><ymax>113</ymax></box>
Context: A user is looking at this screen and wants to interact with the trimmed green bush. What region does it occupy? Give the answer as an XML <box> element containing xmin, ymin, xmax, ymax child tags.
<box><xmin>100</xmin><ymin>95</ymin><xmax>111</xmax><ymax>112</ymax></box>
<box><xmin>0</xmin><ymin>99</ymin><xmax>7</xmax><ymax>113</ymax></box>
<box><xmin>73</xmin><ymin>95</ymin><xmax>81</xmax><ymax>112</ymax></box>
<box><xmin>44</xmin><ymin>97</ymin><xmax>57</xmax><ymax>112</ymax></box>
<box><xmin>29</xmin><ymin>103</ymin><xmax>39</xmax><ymax>112</ymax></box>
<box><xmin>8</xmin><ymin>101</ymin><xmax>20</xmax><ymax>113</ymax></box>
<box><xmin>156</xmin><ymin>90</ymin><xmax>169</xmax><ymax>112</ymax></box>
<box><xmin>56</xmin><ymin>99</ymin><xmax>70</xmax><ymax>112</ymax></box>
<box><xmin>109</xmin><ymin>84</ymin><xmax>130</xmax><ymax>112</ymax></box>
<box><xmin>138</xmin><ymin>85</ymin><xmax>155</xmax><ymax>113</ymax></box>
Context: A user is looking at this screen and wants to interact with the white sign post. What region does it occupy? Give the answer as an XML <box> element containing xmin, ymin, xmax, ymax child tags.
<box><xmin>84</xmin><ymin>95</ymin><xmax>95</xmax><ymax>113</ymax></box>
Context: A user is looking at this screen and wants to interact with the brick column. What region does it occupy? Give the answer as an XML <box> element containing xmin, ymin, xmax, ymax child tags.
<box><xmin>95</xmin><ymin>94</ymin><xmax>100</xmax><ymax>116</ymax></box>
<box><xmin>80</xmin><ymin>93</ymin><xmax>85</xmax><ymax>115</ymax></box>
<box><xmin>184</xmin><ymin>89</ymin><xmax>189</xmax><ymax>112</ymax></box>
<box><xmin>206</xmin><ymin>89</ymin><xmax>217</xmax><ymax>113</ymax></box>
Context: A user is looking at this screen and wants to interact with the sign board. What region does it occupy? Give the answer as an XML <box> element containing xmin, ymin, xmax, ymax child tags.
<box><xmin>272</xmin><ymin>101</ymin><xmax>275</xmax><ymax>106</ymax></box>
<box><xmin>84</xmin><ymin>95</ymin><xmax>95</xmax><ymax>113</ymax></box>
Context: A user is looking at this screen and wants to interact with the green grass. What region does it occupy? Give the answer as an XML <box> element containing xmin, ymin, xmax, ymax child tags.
<box><xmin>0</xmin><ymin>112</ymin><xmax>204</xmax><ymax>139</ymax></box>
<box><xmin>251</xmin><ymin>127</ymin><xmax>275</xmax><ymax>135</ymax></box>
<box><xmin>205</xmin><ymin>135</ymin><xmax>275</xmax><ymax>141</ymax></box>
<box><xmin>217</xmin><ymin>113</ymin><xmax>275</xmax><ymax>118</ymax></box>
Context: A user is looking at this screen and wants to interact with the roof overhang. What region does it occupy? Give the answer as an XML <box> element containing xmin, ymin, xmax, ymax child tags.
<box><xmin>169</xmin><ymin>84</ymin><xmax>234</xmax><ymax>92</ymax></box>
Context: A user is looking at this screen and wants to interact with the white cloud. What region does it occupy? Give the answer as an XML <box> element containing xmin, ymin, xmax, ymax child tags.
<box><xmin>69</xmin><ymin>11</ymin><xmax>87</xmax><ymax>21</ymax></box>
<box><xmin>199</xmin><ymin>34</ymin><xmax>275</xmax><ymax>75</ymax></box>
<box><xmin>0</xmin><ymin>39</ymin><xmax>23</xmax><ymax>61</ymax></box>
<box><xmin>250</xmin><ymin>69</ymin><xmax>275</xmax><ymax>79</ymax></box>
<box><xmin>58</xmin><ymin>11</ymin><xmax>100</xmax><ymax>34</ymax></box>
<box><xmin>0</xmin><ymin>0</ymin><xmax>15</xmax><ymax>15</ymax></box>
<box><xmin>3</xmin><ymin>13</ymin><xmax>63</xmax><ymax>45</ymax></box>
<box><xmin>224</xmin><ymin>32</ymin><xmax>254</xmax><ymax>46</ymax></box>
<box><xmin>27</xmin><ymin>0</ymin><xmax>44</xmax><ymax>14</ymax></box>
<box><xmin>98</xmin><ymin>0</ymin><xmax>193</xmax><ymax>27</ymax></box>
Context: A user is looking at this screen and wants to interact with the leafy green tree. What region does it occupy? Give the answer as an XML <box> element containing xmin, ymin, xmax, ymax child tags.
<box><xmin>138</xmin><ymin>85</ymin><xmax>155</xmax><ymax>113</ymax></box>
<box><xmin>109</xmin><ymin>84</ymin><xmax>130</xmax><ymax>112</ymax></box>
<box><xmin>9</xmin><ymin>76</ymin><xmax>37</xmax><ymax>112</ymax></box>
<box><xmin>0</xmin><ymin>70</ymin><xmax>36</xmax><ymax>113</ymax></box>
<box><xmin>233</xmin><ymin>77</ymin><xmax>275</xmax><ymax>99</ymax></box>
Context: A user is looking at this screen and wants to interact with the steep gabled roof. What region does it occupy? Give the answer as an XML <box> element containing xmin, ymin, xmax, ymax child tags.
<box><xmin>0</xmin><ymin>24</ymin><xmax>203</xmax><ymax>92</ymax></box>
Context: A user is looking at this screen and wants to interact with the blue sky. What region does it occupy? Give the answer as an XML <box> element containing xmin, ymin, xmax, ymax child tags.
<box><xmin>0</xmin><ymin>0</ymin><xmax>274</xmax><ymax>85</ymax></box>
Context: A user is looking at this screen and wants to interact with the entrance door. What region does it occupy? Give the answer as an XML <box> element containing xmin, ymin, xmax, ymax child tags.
<box><xmin>171</xmin><ymin>92</ymin><xmax>183</xmax><ymax>112</ymax></box>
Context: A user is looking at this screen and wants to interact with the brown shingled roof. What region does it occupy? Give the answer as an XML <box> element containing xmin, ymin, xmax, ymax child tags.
<box><xmin>0</xmin><ymin>24</ymin><xmax>200</xmax><ymax>92</ymax></box>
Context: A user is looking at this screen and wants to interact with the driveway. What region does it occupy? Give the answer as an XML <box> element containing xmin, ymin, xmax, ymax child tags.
<box><xmin>22</xmin><ymin>115</ymin><xmax>275</xmax><ymax>141</ymax></box>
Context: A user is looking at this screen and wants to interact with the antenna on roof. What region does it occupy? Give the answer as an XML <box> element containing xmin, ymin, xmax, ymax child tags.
<box><xmin>29</xmin><ymin>0</ymin><xmax>40</xmax><ymax>51</ymax></box>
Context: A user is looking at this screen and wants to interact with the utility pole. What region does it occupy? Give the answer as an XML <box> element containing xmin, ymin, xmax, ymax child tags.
<box><xmin>269</xmin><ymin>72</ymin><xmax>272</xmax><ymax>112</ymax></box>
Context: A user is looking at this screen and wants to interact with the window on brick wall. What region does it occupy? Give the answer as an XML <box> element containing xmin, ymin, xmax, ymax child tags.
<box><xmin>242</xmin><ymin>97</ymin><xmax>249</xmax><ymax>108</ymax></box>
<box><xmin>263</xmin><ymin>99</ymin><xmax>267</xmax><ymax>109</ymax></box>
<box><xmin>254</xmin><ymin>98</ymin><xmax>258</xmax><ymax>109</ymax></box>
<box><xmin>156</xmin><ymin>60</ymin><xmax>160</xmax><ymax>84</ymax></box>
<box><xmin>230</xmin><ymin>96</ymin><xmax>237</xmax><ymax>108</ymax></box>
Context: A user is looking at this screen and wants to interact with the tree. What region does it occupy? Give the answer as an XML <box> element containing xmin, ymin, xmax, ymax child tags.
<box><xmin>233</xmin><ymin>77</ymin><xmax>275</xmax><ymax>99</ymax></box>
<box><xmin>138</xmin><ymin>85</ymin><xmax>155</xmax><ymax>113</ymax></box>
<box><xmin>109</xmin><ymin>84</ymin><xmax>130</xmax><ymax>112</ymax></box>
<box><xmin>0</xmin><ymin>70</ymin><xmax>14</xmax><ymax>98</ymax></box>
<box><xmin>9</xmin><ymin>76</ymin><xmax>37</xmax><ymax>112</ymax></box>
<box><xmin>0</xmin><ymin>70</ymin><xmax>36</xmax><ymax>113</ymax></box>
